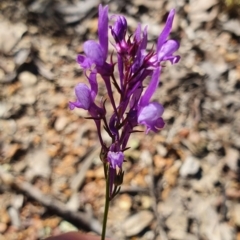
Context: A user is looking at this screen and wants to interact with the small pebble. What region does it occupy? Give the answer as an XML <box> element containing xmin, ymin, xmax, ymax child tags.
<box><xmin>19</xmin><ymin>71</ymin><xmax>37</xmax><ymax>87</ymax></box>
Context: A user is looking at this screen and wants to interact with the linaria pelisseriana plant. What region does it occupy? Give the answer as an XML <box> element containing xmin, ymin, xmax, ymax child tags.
<box><xmin>69</xmin><ymin>5</ymin><xmax>180</xmax><ymax>239</ymax></box>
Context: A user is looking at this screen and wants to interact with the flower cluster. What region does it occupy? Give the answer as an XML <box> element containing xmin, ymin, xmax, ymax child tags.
<box><xmin>70</xmin><ymin>5</ymin><xmax>180</xmax><ymax>198</ymax></box>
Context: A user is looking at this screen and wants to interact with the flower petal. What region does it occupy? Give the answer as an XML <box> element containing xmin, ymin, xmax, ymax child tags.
<box><xmin>158</xmin><ymin>39</ymin><xmax>180</xmax><ymax>62</ymax></box>
<box><xmin>111</xmin><ymin>15</ymin><xmax>127</xmax><ymax>43</ymax></box>
<box><xmin>98</xmin><ymin>4</ymin><xmax>109</xmax><ymax>60</ymax></box>
<box><xmin>69</xmin><ymin>100</ymin><xmax>82</xmax><ymax>110</ymax></box>
<box><xmin>117</xmin><ymin>54</ymin><xmax>124</xmax><ymax>89</ymax></box>
<box><xmin>87</xmin><ymin>72</ymin><xmax>98</xmax><ymax>100</ymax></box>
<box><xmin>132</xmin><ymin>26</ymin><xmax>148</xmax><ymax>73</ymax></box>
<box><xmin>107</xmin><ymin>151</ymin><xmax>124</xmax><ymax>169</ymax></box>
<box><xmin>77</xmin><ymin>54</ymin><xmax>93</xmax><ymax>69</ymax></box>
<box><xmin>83</xmin><ymin>40</ymin><xmax>105</xmax><ymax>66</ymax></box>
<box><xmin>139</xmin><ymin>67</ymin><xmax>161</xmax><ymax>107</ymax></box>
<box><xmin>138</xmin><ymin>102</ymin><xmax>164</xmax><ymax>133</ymax></box>
<box><xmin>157</xmin><ymin>9</ymin><xmax>175</xmax><ymax>53</ymax></box>
<box><xmin>75</xmin><ymin>83</ymin><xmax>92</xmax><ymax>110</ymax></box>
<box><xmin>134</xmin><ymin>23</ymin><xmax>141</xmax><ymax>42</ymax></box>
<box><xmin>163</xmin><ymin>55</ymin><xmax>181</xmax><ymax>64</ymax></box>
<box><xmin>141</xmin><ymin>26</ymin><xmax>148</xmax><ymax>50</ymax></box>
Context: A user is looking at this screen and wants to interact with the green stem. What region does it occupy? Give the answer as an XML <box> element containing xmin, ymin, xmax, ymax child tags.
<box><xmin>101</xmin><ymin>164</ymin><xmax>110</xmax><ymax>240</ymax></box>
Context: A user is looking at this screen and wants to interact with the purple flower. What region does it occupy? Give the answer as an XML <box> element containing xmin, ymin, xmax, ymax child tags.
<box><xmin>107</xmin><ymin>149</ymin><xmax>124</xmax><ymax>198</ymax></box>
<box><xmin>107</xmin><ymin>151</ymin><xmax>124</xmax><ymax>169</ymax></box>
<box><xmin>77</xmin><ymin>5</ymin><xmax>112</xmax><ymax>75</ymax></box>
<box><xmin>131</xmin><ymin>25</ymin><xmax>148</xmax><ymax>73</ymax></box>
<box><xmin>98</xmin><ymin>4</ymin><xmax>109</xmax><ymax>59</ymax></box>
<box><xmin>69</xmin><ymin>72</ymin><xmax>97</xmax><ymax>109</ymax></box>
<box><xmin>137</xmin><ymin>67</ymin><xmax>165</xmax><ymax>133</ymax></box>
<box><xmin>157</xmin><ymin>39</ymin><xmax>180</xmax><ymax>64</ymax></box>
<box><xmin>156</xmin><ymin>9</ymin><xmax>180</xmax><ymax>63</ymax></box>
<box><xmin>69</xmin><ymin>72</ymin><xmax>105</xmax><ymax>119</ymax></box>
<box><xmin>82</xmin><ymin>40</ymin><xmax>106</xmax><ymax>67</ymax></box>
<box><xmin>69</xmin><ymin>83</ymin><xmax>93</xmax><ymax>110</ymax></box>
<box><xmin>138</xmin><ymin>102</ymin><xmax>165</xmax><ymax>133</ymax></box>
<box><xmin>157</xmin><ymin>9</ymin><xmax>176</xmax><ymax>53</ymax></box>
<box><xmin>110</xmin><ymin>15</ymin><xmax>127</xmax><ymax>45</ymax></box>
<box><xmin>145</xmin><ymin>9</ymin><xmax>180</xmax><ymax>68</ymax></box>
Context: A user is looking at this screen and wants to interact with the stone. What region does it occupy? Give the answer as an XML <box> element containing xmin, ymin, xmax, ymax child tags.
<box><xmin>224</xmin><ymin>148</ymin><xmax>239</xmax><ymax>172</ymax></box>
<box><xmin>180</xmin><ymin>156</ymin><xmax>200</xmax><ymax>177</ymax></box>
<box><xmin>19</xmin><ymin>88</ymin><xmax>36</xmax><ymax>105</ymax></box>
<box><xmin>59</xmin><ymin>220</ymin><xmax>78</xmax><ymax>232</ymax></box>
<box><xmin>0</xmin><ymin>103</ymin><xmax>10</xmax><ymax>119</ymax></box>
<box><xmin>54</xmin><ymin>116</ymin><xmax>69</xmax><ymax>132</ymax></box>
<box><xmin>232</xmin><ymin>204</ymin><xmax>240</xmax><ymax>227</ymax></box>
<box><xmin>25</xmin><ymin>149</ymin><xmax>51</xmax><ymax>180</ymax></box>
<box><xmin>122</xmin><ymin>211</ymin><xmax>154</xmax><ymax>237</ymax></box>
<box><xmin>19</xmin><ymin>71</ymin><xmax>37</xmax><ymax>87</ymax></box>
<box><xmin>0</xmin><ymin>20</ymin><xmax>27</xmax><ymax>54</ymax></box>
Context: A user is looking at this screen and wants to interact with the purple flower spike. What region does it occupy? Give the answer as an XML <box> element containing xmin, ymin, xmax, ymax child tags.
<box><xmin>70</xmin><ymin>5</ymin><xmax>181</xmax><ymax>199</ymax></box>
<box><xmin>107</xmin><ymin>151</ymin><xmax>124</xmax><ymax>169</ymax></box>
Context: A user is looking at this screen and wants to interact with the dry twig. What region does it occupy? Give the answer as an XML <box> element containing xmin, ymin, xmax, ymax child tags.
<box><xmin>0</xmin><ymin>169</ymin><xmax>102</xmax><ymax>234</ymax></box>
